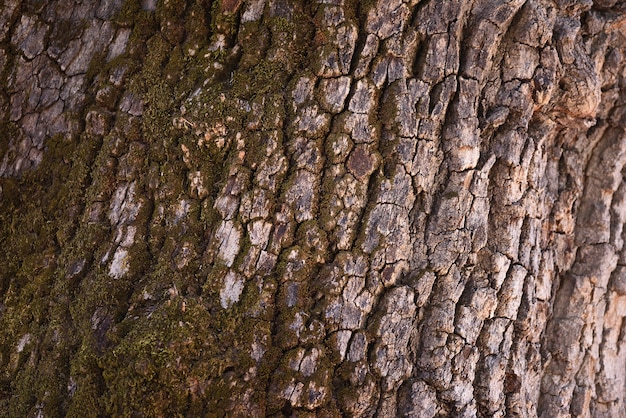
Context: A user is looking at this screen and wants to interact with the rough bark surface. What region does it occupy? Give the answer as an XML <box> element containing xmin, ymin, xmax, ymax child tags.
<box><xmin>1</xmin><ymin>0</ymin><xmax>626</xmax><ymax>416</ymax></box>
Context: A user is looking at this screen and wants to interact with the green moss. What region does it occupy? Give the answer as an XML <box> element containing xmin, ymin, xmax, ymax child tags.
<box><xmin>96</xmin><ymin>294</ymin><xmax>264</xmax><ymax>416</ymax></box>
<box><xmin>237</xmin><ymin>21</ymin><xmax>270</xmax><ymax>70</ymax></box>
<box><xmin>85</xmin><ymin>51</ymin><xmax>109</xmax><ymax>82</ymax></box>
<box><xmin>156</xmin><ymin>0</ymin><xmax>186</xmax><ymax>21</ymax></box>
<box><xmin>210</xmin><ymin>1</ymin><xmax>239</xmax><ymax>37</ymax></box>
<box><xmin>239</xmin><ymin>130</ymin><xmax>266</xmax><ymax>169</ymax></box>
<box><xmin>65</xmin><ymin>367</ymin><xmax>104</xmax><ymax>418</ymax></box>
<box><xmin>113</xmin><ymin>0</ymin><xmax>142</xmax><ymax>27</ymax></box>
<box><xmin>0</xmin><ymin>0</ymin><xmax>325</xmax><ymax>415</ymax></box>
<box><xmin>269</xmin><ymin>16</ymin><xmax>295</xmax><ymax>33</ymax></box>
<box><xmin>230</xmin><ymin>60</ymin><xmax>286</xmax><ymax>99</ymax></box>
<box><xmin>0</xmin><ymin>122</ymin><xmax>18</xmax><ymax>163</ymax></box>
<box><xmin>163</xmin><ymin>46</ymin><xmax>185</xmax><ymax>81</ymax></box>
<box><xmin>8</xmin><ymin>367</ymin><xmax>37</xmax><ymax>417</ymax></box>
<box><xmin>0</xmin><ymin>130</ymin><xmax>103</xmax><ymax>416</ymax></box>
<box><xmin>183</xmin><ymin>3</ymin><xmax>210</xmax><ymax>53</ymax></box>
<box><xmin>143</xmin><ymin>84</ymin><xmax>175</xmax><ymax>142</ymax></box>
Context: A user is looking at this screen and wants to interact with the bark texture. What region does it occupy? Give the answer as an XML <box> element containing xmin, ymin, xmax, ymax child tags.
<box><xmin>1</xmin><ymin>0</ymin><xmax>626</xmax><ymax>416</ymax></box>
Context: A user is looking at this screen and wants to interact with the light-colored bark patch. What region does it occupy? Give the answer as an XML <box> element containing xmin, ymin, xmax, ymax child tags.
<box><xmin>220</xmin><ymin>271</ymin><xmax>244</xmax><ymax>308</ymax></box>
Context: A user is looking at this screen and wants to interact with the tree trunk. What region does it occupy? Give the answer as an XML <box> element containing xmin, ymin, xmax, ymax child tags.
<box><xmin>1</xmin><ymin>0</ymin><xmax>626</xmax><ymax>416</ymax></box>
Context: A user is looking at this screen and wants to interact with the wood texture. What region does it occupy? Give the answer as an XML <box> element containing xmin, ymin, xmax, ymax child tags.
<box><xmin>0</xmin><ymin>0</ymin><xmax>625</xmax><ymax>416</ymax></box>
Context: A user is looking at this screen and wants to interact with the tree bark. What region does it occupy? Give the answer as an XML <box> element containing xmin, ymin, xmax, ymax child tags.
<box><xmin>1</xmin><ymin>0</ymin><xmax>626</xmax><ymax>416</ymax></box>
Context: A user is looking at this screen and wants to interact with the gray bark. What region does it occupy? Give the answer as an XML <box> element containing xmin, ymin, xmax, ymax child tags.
<box><xmin>1</xmin><ymin>0</ymin><xmax>625</xmax><ymax>416</ymax></box>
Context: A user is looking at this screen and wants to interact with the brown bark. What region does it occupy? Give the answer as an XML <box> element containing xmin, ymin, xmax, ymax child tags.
<box><xmin>1</xmin><ymin>0</ymin><xmax>625</xmax><ymax>416</ymax></box>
